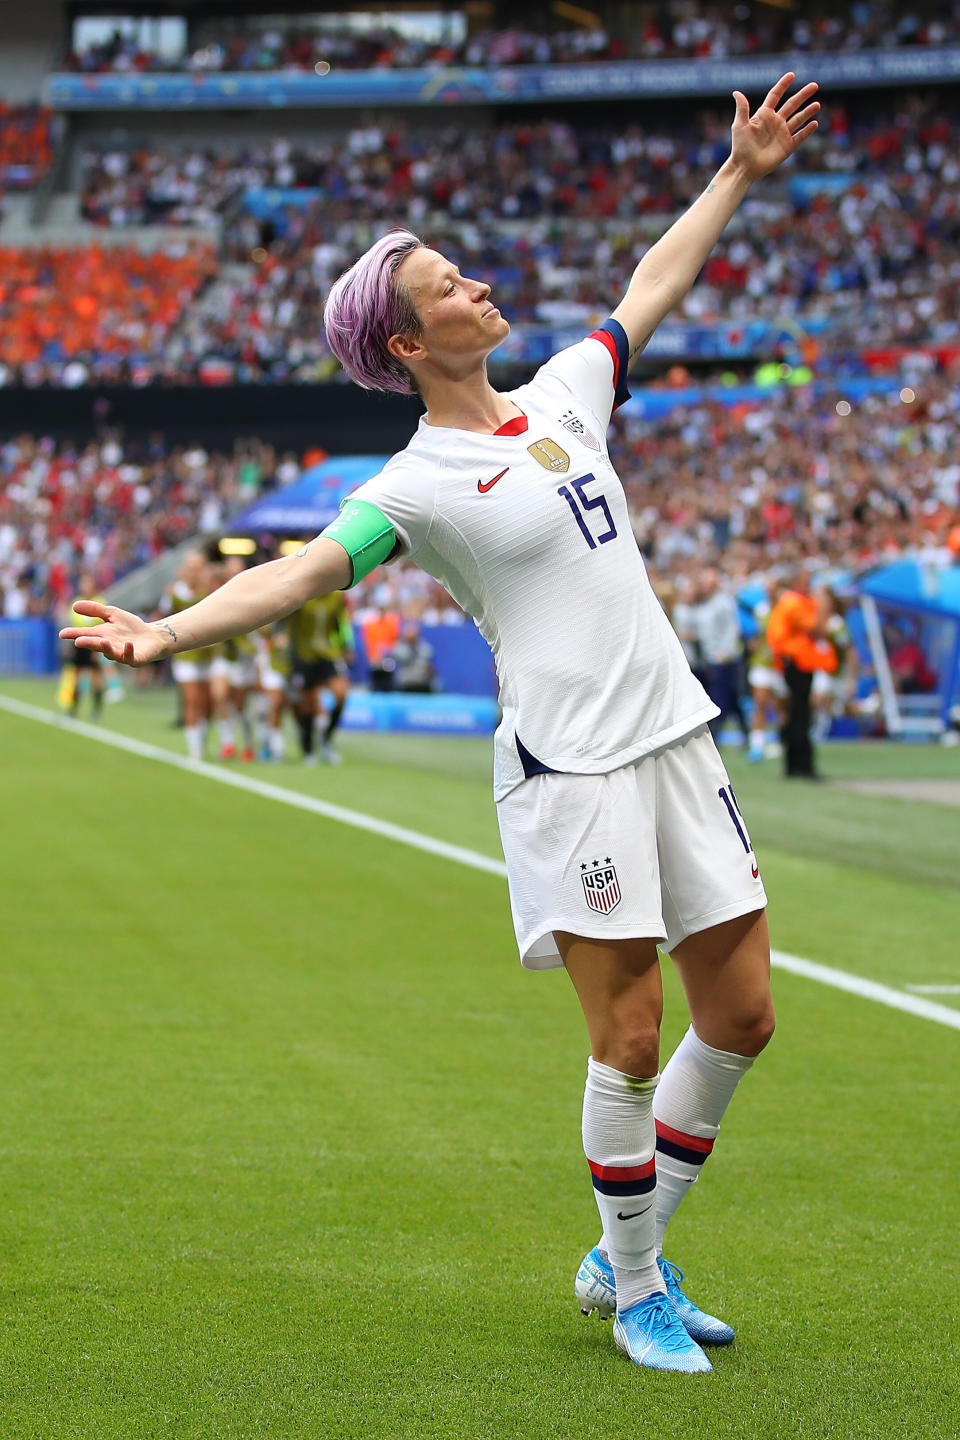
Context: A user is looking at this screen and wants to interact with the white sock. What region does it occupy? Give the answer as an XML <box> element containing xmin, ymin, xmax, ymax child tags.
<box><xmin>239</xmin><ymin>708</ymin><xmax>254</xmax><ymax>749</ymax></box>
<box><xmin>218</xmin><ymin>718</ymin><xmax>234</xmax><ymax>747</ymax></box>
<box><xmin>654</xmin><ymin>1026</ymin><xmax>755</xmax><ymax>1252</ymax></box>
<box><xmin>185</xmin><ymin>723</ymin><xmax>204</xmax><ymax>761</ymax></box>
<box><xmin>749</xmin><ymin>726</ymin><xmax>766</xmax><ymax>753</ymax></box>
<box><xmin>269</xmin><ymin>725</ymin><xmax>285</xmax><ymax>760</ymax></box>
<box><xmin>253</xmin><ymin>692</ymin><xmax>270</xmax><ymax>745</ymax></box>
<box><xmin>582</xmin><ymin>1057</ymin><xmax>665</xmax><ymax>1310</ymax></box>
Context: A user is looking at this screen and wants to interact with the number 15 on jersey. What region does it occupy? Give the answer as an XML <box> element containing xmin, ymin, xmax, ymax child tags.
<box><xmin>557</xmin><ymin>473</ymin><xmax>618</xmax><ymax>550</ymax></box>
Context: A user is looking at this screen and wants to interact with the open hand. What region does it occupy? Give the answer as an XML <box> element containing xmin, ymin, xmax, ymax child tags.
<box><xmin>59</xmin><ymin>601</ymin><xmax>173</xmax><ymax>668</ymax></box>
<box><xmin>731</xmin><ymin>73</ymin><xmax>820</xmax><ymax>182</ymax></box>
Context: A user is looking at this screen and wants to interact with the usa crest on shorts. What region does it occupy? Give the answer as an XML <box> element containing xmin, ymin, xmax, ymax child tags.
<box><xmin>581</xmin><ymin>859</ymin><xmax>621</xmax><ymax>914</ymax></box>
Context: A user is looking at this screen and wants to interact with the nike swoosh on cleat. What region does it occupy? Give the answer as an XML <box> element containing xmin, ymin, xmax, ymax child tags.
<box><xmin>616</xmin><ymin>1204</ymin><xmax>653</xmax><ymax>1221</ymax></box>
<box><xmin>478</xmin><ymin>468</ymin><xmax>509</xmax><ymax>493</ymax></box>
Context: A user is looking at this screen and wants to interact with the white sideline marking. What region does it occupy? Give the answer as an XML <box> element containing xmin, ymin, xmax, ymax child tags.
<box><xmin>3</xmin><ymin>690</ymin><xmax>960</xmax><ymax>1034</ymax></box>
<box><xmin>905</xmin><ymin>984</ymin><xmax>960</xmax><ymax>995</ymax></box>
<box><xmin>770</xmin><ymin>952</ymin><xmax>960</xmax><ymax>1032</ymax></box>
<box><xmin>0</xmin><ymin>693</ymin><xmax>505</xmax><ymax>878</ymax></box>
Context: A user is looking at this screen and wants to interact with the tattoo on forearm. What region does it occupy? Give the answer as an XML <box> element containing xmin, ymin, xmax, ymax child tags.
<box><xmin>630</xmin><ymin>331</ymin><xmax>654</xmax><ymax>361</ymax></box>
<box><xmin>705</xmin><ymin>181</ymin><xmax>716</xmax><ymax>194</ymax></box>
<box><xmin>155</xmin><ymin>620</ymin><xmax>178</xmax><ymax>645</ymax></box>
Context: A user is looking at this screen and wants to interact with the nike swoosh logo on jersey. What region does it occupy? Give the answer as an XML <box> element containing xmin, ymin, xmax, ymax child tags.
<box><xmin>751</xmin><ymin>861</ymin><xmax>760</xmax><ymax>878</ymax></box>
<box><xmin>478</xmin><ymin>468</ymin><xmax>509</xmax><ymax>493</ymax></box>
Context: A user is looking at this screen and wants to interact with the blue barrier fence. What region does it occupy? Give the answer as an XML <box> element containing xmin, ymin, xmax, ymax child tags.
<box><xmin>350</xmin><ymin>623</ymin><xmax>497</xmax><ymax>697</ymax></box>
<box><xmin>340</xmin><ymin>691</ymin><xmax>497</xmax><ymax>736</ymax></box>
<box><xmin>49</xmin><ymin>47</ymin><xmax>960</xmax><ymax>110</ymax></box>
<box><xmin>0</xmin><ymin>619</ymin><xmax>59</xmax><ymax>674</ymax></box>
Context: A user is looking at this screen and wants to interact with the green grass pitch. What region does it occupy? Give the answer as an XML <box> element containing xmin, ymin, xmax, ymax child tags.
<box><xmin>1</xmin><ymin>677</ymin><xmax>959</xmax><ymax>1439</ymax></box>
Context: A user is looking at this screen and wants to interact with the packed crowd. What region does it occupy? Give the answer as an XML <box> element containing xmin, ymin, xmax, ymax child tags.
<box><xmin>349</xmin><ymin>378</ymin><xmax>960</xmax><ymax>626</ymax></box>
<box><xmin>65</xmin><ymin>93</ymin><xmax>960</xmax><ymax>385</ymax></box>
<box><xmin>61</xmin><ymin>2</ymin><xmax>960</xmax><ymax>75</ymax></box>
<box><xmin>0</xmin><ymin>246</ymin><xmax>216</xmax><ymax>386</ymax></box>
<box><xmin>0</xmin><ymin>434</ymin><xmax>300</xmax><ymax>619</ymax></box>
<box><xmin>619</xmin><ymin>374</ymin><xmax>960</xmax><ymax>580</ymax></box>
<box><xmin>0</xmin><ymin>104</ymin><xmax>54</xmax><ymax>189</ymax></box>
<box><xmin>7</xmin><ymin>383</ymin><xmax>958</xmax><ymax>751</ymax></box>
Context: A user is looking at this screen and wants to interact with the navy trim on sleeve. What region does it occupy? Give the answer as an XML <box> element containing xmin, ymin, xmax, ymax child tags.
<box><xmin>598</xmin><ymin>317</ymin><xmax>632</xmax><ymax>410</ymax></box>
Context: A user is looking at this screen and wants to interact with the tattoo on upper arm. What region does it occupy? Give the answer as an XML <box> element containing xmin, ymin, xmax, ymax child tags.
<box><xmin>293</xmin><ymin>541</ymin><xmax>313</xmax><ymax>559</ymax></box>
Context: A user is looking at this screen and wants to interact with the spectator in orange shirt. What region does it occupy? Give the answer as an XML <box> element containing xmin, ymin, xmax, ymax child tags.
<box><xmin>767</xmin><ymin>573</ymin><xmax>837</xmax><ymax>779</ymax></box>
<box><xmin>362</xmin><ymin>604</ymin><xmax>400</xmax><ymax>692</ymax></box>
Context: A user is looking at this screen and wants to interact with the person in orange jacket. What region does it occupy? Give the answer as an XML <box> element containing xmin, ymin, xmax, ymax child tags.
<box><xmin>766</xmin><ymin>573</ymin><xmax>837</xmax><ymax>778</ymax></box>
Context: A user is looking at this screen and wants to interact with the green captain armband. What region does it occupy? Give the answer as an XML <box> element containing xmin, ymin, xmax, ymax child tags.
<box><xmin>319</xmin><ymin>499</ymin><xmax>400</xmax><ymax>587</ymax></box>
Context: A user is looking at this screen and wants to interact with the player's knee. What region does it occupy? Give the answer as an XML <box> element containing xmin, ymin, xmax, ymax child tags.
<box><xmin>596</xmin><ymin>1015</ymin><xmax>661</xmax><ymax>1079</ymax></box>
<box><xmin>736</xmin><ymin>999</ymin><xmax>776</xmax><ymax>1057</ymax></box>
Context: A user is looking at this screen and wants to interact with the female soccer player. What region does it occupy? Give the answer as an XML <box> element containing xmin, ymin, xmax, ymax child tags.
<box><xmin>161</xmin><ymin>550</ymin><xmax>217</xmax><ymax>761</ymax></box>
<box><xmin>62</xmin><ymin>74</ymin><xmax>819</xmax><ymax>1375</ymax></box>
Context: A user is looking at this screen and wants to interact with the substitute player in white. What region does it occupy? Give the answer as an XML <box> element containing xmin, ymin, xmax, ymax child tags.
<box><xmin>62</xmin><ymin>74</ymin><xmax>819</xmax><ymax>1374</ymax></box>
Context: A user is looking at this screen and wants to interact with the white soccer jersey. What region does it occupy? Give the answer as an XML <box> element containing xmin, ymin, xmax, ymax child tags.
<box><xmin>349</xmin><ymin>321</ymin><xmax>718</xmax><ymax>800</ymax></box>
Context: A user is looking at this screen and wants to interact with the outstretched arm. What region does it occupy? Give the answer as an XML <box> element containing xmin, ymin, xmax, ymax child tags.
<box><xmin>611</xmin><ymin>72</ymin><xmax>820</xmax><ymax>361</ymax></box>
<box><xmin>60</xmin><ymin>538</ymin><xmax>352</xmax><ymax>667</ymax></box>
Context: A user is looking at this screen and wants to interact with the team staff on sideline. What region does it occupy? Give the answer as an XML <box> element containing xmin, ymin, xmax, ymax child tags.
<box><xmin>767</xmin><ymin>570</ymin><xmax>838</xmax><ymax>779</ymax></box>
<box><xmin>59</xmin><ymin>571</ymin><xmax>107</xmax><ymax>720</ymax></box>
<box><xmin>254</xmin><ymin>621</ymin><xmax>291</xmax><ymax>761</ymax></box>
<box><xmin>746</xmin><ymin>582</ymin><xmax>787</xmax><ymax>762</ymax></box>
<box><xmin>62</xmin><ymin>73</ymin><xmax>820</xmax><ymax>1376</ymax></box>
<box><xmin>286</xmin><ymin>589</ymin><xmax>354</xmax><ymax>765</ymax></box>
<box><xmin>692</xmin><ymin>568</ymin><xmax>748</xmax><ymax>745</ymax></box>
<box><xmin>161</xmin><ymin>551</ymin><xmax>217</xmax><ymax>762</ymax></box>
<box><xmin>210</xmin><ymin>555</ymin><xmax>259</xmax><ymax>761</ymax></box>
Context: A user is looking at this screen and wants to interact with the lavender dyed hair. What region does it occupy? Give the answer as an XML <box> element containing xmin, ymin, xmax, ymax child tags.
<box><xmin>323</xmin><ymin>229</ymin><xmax>425</xmax><ymax>394</ymax></box>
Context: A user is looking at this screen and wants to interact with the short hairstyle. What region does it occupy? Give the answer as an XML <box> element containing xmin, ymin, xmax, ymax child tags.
<box><xmin>323</xmin><ymin>229</ymin><xmax>425</xmax><ymax>394</ymax></box>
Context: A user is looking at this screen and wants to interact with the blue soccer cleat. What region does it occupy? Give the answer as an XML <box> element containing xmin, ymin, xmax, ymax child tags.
<box><xmin>575</xmin><ymin>1246</ymin><xmax>616</xmax><ymax>1318</ymax></box>
<box><xmin>613</xmin><ymin>1293</ymin><xmax>713</xmax><ymax>1373</ymax></box>
<box><xmin>658</xmin><ymin>1256</ymin><xmax>735</xmax><ymax>1346</ymax></box>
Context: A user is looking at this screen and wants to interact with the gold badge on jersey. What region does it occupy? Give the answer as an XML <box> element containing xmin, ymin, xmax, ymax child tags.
<box><xmin>527</xmin><ymin>438</ymin><xmax>570</xmax><ymax>473</ymax></box>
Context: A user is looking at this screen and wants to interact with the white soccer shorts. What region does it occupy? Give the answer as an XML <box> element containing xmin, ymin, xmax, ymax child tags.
<box><xmin>255</xmin><ymin>661</ymin><xmax>287</xmax><ymax>693</ymax></box>
<box><xmin>225</xmin><ymin>659</ymin><xmax>257</xmax><ymax>689</ymax></box>
<box><xmin>812</xmin><ymin>670</ymin><xmax>843</xmax><ymax>702</ymax></box>
<box><xmin>171</xmin><ymin>658</ymin><xmax>212</xmax><ymax>684</ymax></box>
<box><xmin>747</xmin><ymin>663</ymin><xmax>787</xmax><ymax>697</ymax></box>
<box><xmin>496</xmin><ymin>724</ymin><xmax>767</xmax><ymax>969</ymax></box>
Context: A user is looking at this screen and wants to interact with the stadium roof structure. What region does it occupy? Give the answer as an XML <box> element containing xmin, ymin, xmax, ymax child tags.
<box><xmin>228</xmin><ymin>454</ymin><xmax>389</xmax><ymax>536</ymax></box>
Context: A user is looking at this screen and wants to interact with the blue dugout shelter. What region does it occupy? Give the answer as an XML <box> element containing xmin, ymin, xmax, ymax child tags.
<box><xmin>229</xmin><ymin>455</ymin><xmax>390</xmax><ymax>535</ymax></box>
<box><xmin>856</xmin><ymin>560</ymin><xmax>960</xmax><ymax>736</ymax></box>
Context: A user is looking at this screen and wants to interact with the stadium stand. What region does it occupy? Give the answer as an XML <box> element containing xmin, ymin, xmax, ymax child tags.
<box><xmin>4</xmin><ymin>376</ymin><xmax>957</xmax><ymax>624</ymax></box>
<box><xmin>12</xmin><ymin>89</ymin><xmax>948</xmax><ymax>386</ymax></box>
<box><xmin>0</xmin><ymin>104</ymin><xmax>54</xmax><ymax>190</ymax></box>
<box><xmin>0</xmin><ymin>434</ymin><xmax>297</xmax><ymax>617</ymax></box>
<box><xmin>59</xmin><ymin>4</ymin><xmax>960</xmax><ymax>74</ymax></box>
<box><xmin>0</xmin><ymin>0</ymin><xmax>956</xmax><ymax>714</ymax></box>
<box><xmin>0</xmin><ymin>244</ymin><xmax>217</xmax><ymax>386</ymax></box>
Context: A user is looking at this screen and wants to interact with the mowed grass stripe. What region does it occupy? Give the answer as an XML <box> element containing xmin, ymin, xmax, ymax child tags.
<box><xmin>3</xmin><ymin>690</ymin><xmax>959</xmax><ymax>1033</ymax></box>
<box><xmin>0</xmin><ymin>692</ymin><xmax>504</xmax><ymax>877</ymax></box>
<box><xmin>2</xmin><ymin>700</ymin><xmax>959</xmax><ymax>1439</ymax></box>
